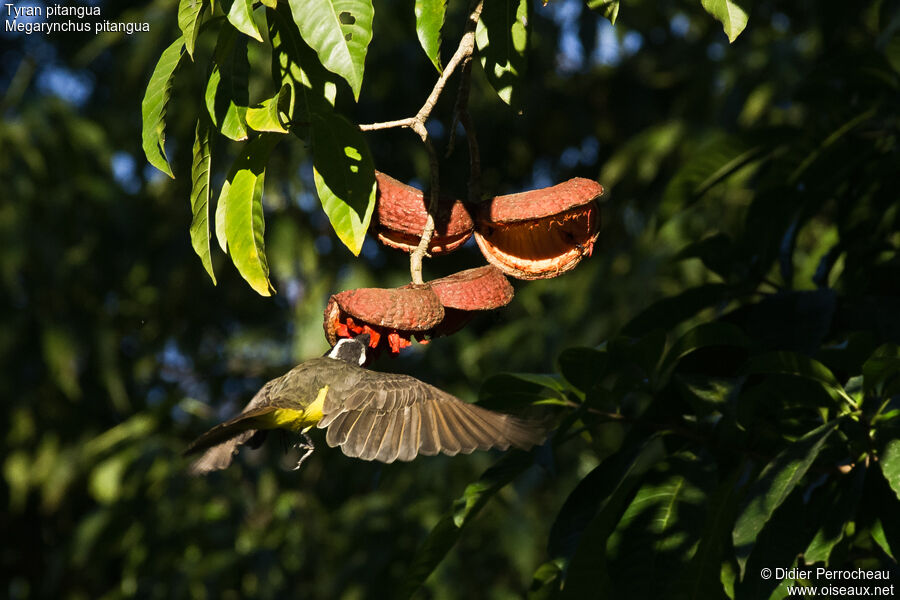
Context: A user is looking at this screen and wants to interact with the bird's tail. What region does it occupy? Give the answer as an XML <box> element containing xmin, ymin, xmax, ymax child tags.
<box><xmin>184</xmin><ymin>408</ymin><xmax>275</xmax><ymax>475</ymax></box>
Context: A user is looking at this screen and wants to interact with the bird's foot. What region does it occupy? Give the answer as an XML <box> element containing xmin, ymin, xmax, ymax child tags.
<box><xmin>291</xmin><ymin>432</ymin><xmax>315</xmax><ymax>470</ymax></box>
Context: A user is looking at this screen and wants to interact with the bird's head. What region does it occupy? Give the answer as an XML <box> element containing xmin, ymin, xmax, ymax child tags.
<box><xmin>326</xmin><ymin>334</ymin><xmax>370</xmax><ymax>366</ymax></box>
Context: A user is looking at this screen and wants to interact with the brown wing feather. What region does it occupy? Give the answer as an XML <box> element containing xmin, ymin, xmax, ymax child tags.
<box><xmin>319</xmin><ymin>372</ymin><xmax>545</xmax><ymax>463</ymax></box>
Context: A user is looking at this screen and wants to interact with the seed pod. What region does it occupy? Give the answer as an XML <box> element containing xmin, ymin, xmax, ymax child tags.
<box><xmin>374</xmin><ymin>171</ymin><xmax>474</xmax><ymax>254</ymax></box>
<box><xmin>427</xmin><ymin>265</ymin><xmax>515</xmax><ymax>337</ymax></box>
<box><xmin>474</xmin><ymin>178</ymin><xmax>602</xmax><ymax>280</ymax></box>
<box><xmin>429</xmin><ymin>265</ymin><xmax>514</xmax><ymax>311</ymax></box>
<box><xmin>324</xmin><ymin>285</ymin><xmax>444</xmax><ymax>354</ymax></box>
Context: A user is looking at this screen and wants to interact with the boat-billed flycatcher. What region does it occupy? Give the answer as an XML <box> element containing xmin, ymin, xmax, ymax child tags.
<box><xmin>185</xmin><ymin>334</ymin><xmax>544</xmax><ymax>474</ymax></box>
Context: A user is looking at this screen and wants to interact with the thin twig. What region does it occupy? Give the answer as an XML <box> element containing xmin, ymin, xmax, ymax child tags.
<box><xmin>358</xmin><ymin>0</ymin><xmax>484</xmax><ymax>283</ymax></box>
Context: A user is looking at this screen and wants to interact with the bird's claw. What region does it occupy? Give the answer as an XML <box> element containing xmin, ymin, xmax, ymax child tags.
<box><xmin>291</xmin><ymin>432</ymin><xmax>315</xmax><ymax>470</ymax></box>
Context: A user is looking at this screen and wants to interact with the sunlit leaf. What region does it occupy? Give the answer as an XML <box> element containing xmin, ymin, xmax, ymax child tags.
<box><xmin>219</xmin><ymin>134</ymin><xmax>280</xmax><ymax>295</ymax></box>
<box><xmin>178</xmin><ymin>0</ymin><xmax>205</xmax><ymax>58</ymax></box>
<box><xmin>190</xmin><ymin>118</ymin><xmax>216</xmax><ymax>284</ymax></box>
<box><xmin>227</xmin><ymin>0</ymin><xmax>264</xmax><ymax>42</ymax></box>
<box><xmin>268</xmin><ymin>4</ymin><xmax>339</xmax><ymax>127</ymax></box>
<box><xmin>205</xmin><ymin>28</ymin><xmax>250</xmax><ymax>141</ymax></box>
<box><xmin>141</xmin><ymin>37</ymin><xmax>185</xmax><ymax>178</ymax></box>
<box><xmin>700</xmin><ymin>0</ymin><xmax>749</xmax><ymax>43</ymax></box>
<box><xmin>476</xmin><ymin>0</ymin><xmax>529</xmax><ymax>107</ymax></box>
<box><xmin>587</xmin><ymin>0</ymin><xmax>618</xmax><ymax>24</ymax></box>
<box><xmin>415</xmin><ymin>0</ymin><xmax>446</xmax><ymax>72</ymax></box>
<box><xmin>245</xmin><ymin>84</ymin><xmax>291</xmax><ymax>133</ymax></box>
<box><xmin>732</xmin><ymin>420</ymin><xmax>840</xmax><ymax>576</ymax></box>
<box><xmin>287</xmin><ymin>0</ymin><xmax>374</xmax><ymax>100</ymax></box>
<box><xmin>311</xmin><ymin>110</ymin><xmax>376</xmax><ymax>255</ymax></box>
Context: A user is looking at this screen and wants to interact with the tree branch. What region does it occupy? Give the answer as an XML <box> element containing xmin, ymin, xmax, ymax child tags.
<box><xmin>358</xmin><ymin>0</ymin><xmax>485</xmax><ymax>284</ymax></box>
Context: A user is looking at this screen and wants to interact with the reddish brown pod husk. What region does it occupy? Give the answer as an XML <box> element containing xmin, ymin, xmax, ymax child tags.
<box><xmin>374</xmin><ymin>171</ymin><xmax>474</xmax><ymax>254</ymax></box>
<box><xmin>324</xmin><ymin>285</ymin><xmax>444</xmax><ymax>354</ymax></box>
<box><xmin>427</xmin><ymin>265</ymin><xmax>515</xmax><ymax>336</ymax></box>
<box><xmin>474</xmin><ymin>178</ymin><xmax>603</xmax><ymax>280</ymax></box>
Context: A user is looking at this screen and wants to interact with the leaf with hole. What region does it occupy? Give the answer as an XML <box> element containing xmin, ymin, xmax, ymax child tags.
<box><xmin>288</xmin><ymin>0</ymin><xmax>374</xmax><ymax>100</ymax></box>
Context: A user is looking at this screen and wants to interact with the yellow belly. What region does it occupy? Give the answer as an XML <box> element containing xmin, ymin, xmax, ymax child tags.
<box><xmin>263</xmin><ymin>385</ymin><xmax>328</xmax><ymax>432</ymax></box>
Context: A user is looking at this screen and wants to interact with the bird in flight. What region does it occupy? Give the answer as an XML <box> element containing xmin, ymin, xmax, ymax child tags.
<box><xmin>185</xmin><ymin>334</ymin><xmax>544</xmax><ymax>474</ymax></box>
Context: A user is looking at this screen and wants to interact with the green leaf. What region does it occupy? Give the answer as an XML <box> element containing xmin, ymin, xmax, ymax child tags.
<box><xmin>219</xmin><ymin>134</ymin><xmax>280</xmax><ymax>295</ymax></box>
<box><xmin>700</xmin><ymin>0</ymin><xmax>749</xmax><ymax>43</ymax></box>
<box><xmin>881</xmin><ymin>439</ymin><xmax>900</xmax><ymax>503</ymax></box>
<box><xmin>268</xmin><ymin>4</ymin><xmax>339</xmax><ymax>127</ymax></box>
<box><xmin>732</xmin><ymin>420</ymin><xmax>840</xmax><ymax>577</ymax></box>
<box><xmin>605</xmin><ymin>453</ymin><xmax>716</xmax><ymax>598</ymax></box>
<box><xmin>141</xmin><ymin>37</ymin><xmax>185</xmax><ymax>178</ymax></box>
<box><xmin>657</xmin><ymin>322</ymin><xmax>749</xmax><ymax>388</ymax></box>
<box><xmin>587</xmin><ymin>0</ymin><xmax>619</xmax><ymax>24</ymax></box>
<box><xmin>480</xmin><ymin>373</ymin><xmax>569</xmax><ymax>411</ymax></box>
<box><xmin>189</xmin><ymin>118</ymin><xmax>216</xmax><ymax>284</ymax></box>
<box><xmin>177</xmin><ymin>0</ymin><xmax>205</xmax><ymax>58</ymax></box>
<box><xmin>622</xmin><ymin>283</ymin><xmax>732</xmax><ymax>338</ymax></box>
<box><xmin>310</xmin><ymin>110</ymin><xmax>376</xmax><ymax>255</ymax></box>
<box><xmin>206</xmin><ymin>28</ymin><xmax>250</xmax><ymax>141</ymax></box>
<box><xmin>677</xmin><ymin>467</ymin><xmax>744</xmax><ymax>600</ymax></box>
<box><xmin>476</xmin><ymin>0</ymin><xmax>529</xmax><ymax>107</ymax></box>
<box><xmin>742</xmin><ymin>351</ymin><xmax>855</xmax><ymax>409</ymax></box>
<box><xmin>862</xmin><ymin>343</ymin><xmax>900</xmax><ymax>398</ymax></box>
<box><xmin>401</xmin><ymin>451</ymin><xmax>534</xmax><ymax>598</ymax></box>
<box><xmin>560</xmin><ymin>437</ymin><xmax>667</xmax><ymax>599</ymax></box>
<box><xmin>557</xmin><ymin>347</ymin><xmax>608</xmax><ymax>394</ymax></box>
<box><xmin>227</xmin><ymin>0</ymin><xmax>264</xmax><ymax>42</ymax></box>
<box><xmin>803</xmin><ymin>466</ymin><xmax>865</xmax><ymax>565</ymax></box>
<box><xmin>415</xmin><ymin>0</ymin><xmax>446</xmax><ymax>72</ymax></box>
<box><xmin>287</xmin><ymin>0</ymin><xmax>374</xmax><ymax>100</ymax></box>
<box><xmin>245</xmin><ymin>84</ymin><xmax>291</xmax><ymax>133</ymax></box>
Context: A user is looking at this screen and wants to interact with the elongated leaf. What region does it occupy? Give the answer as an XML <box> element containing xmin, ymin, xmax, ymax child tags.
<box><xmin>415</xmin><ymin>0</ymin><xmax>446</xmax><ymax>72</ymax></box>
<box><xmin>141</xmin><ymin>37</ymin><xmax>185</xmax><ymax>178</ymax></box>
<box><xmin>245</xmin><ymin>84</ymin><xmax>291</xmax><ymax>133</ymax></box>
<box><xmin>227</xmin><ymin>0</ymin><xmax>263</xmax><ymax>41</ymax></box>
<box><xmin>657</xmin><ymin>322</ymin><xmax>749</xmax><ymax>388</ymax></box>
<box><xmin>178</xmin><ymin>0</ymin><xmax>205</xmax><ymax>58</ymax></box>
<box><xmin>287</xmin><ymin>0</ymin><xmax>374</xmax><ymax>100</ymax></box>
<box><xmin>677</xmin><ymin>466</ymin><xmax>744</xmax><ymax>600</ymax></box>
<box><xmin>190</xmin><ymin>118</ymin><xmax>216</xmax><ymax>284</ymax></box>
<box><xmin>622</xmin><ymin>283</ymin><xmax>732</xmax><ymax>337</ymax></box>
<box><xmin>881</xmin><ymin>439</ymin><xmax>900</xmax><ymax>503</ymax></box>
<box><xmin>401</xmin><ymin>451</ymin><xmax>534</xmax><ymax>598</ymax></box>
<box><xmin>205</xmin><ymin>28</ymin><xmax>250</xmax><ymax>141</ymax></box>
<box><xmin>732</xmin><ymin>420</ymin><xmax>840</xmax><ymax>576</ymax></box>
<box><xmin>742</xmin><ymin>351</ymin><xmax>854</xmax><ymax>408</ymax></box>
<box><xmin>587</xmin><ymin>0</ymin><xmax>619</xmax><ymax>24</ymax></box>
<box><xmin>480</xmin><ymin>373</ymin><xmax>569</xmax><ymax>411</ymax></box>
<box><xmin>557</xmin><ymin>347</ymin><xmax>608</xmax><ymax>394</ymax></box>
<box><xmin>560</xmin><ymin>437</ymin><xmax>667</xmax><ymax>599</ymax></box>
<box><xmin>700</xmin><ymin>0</ymin><xmax>749</xmax><ymax>43</ymax></box>
<box><xmin>476</xmin><ymin>0</ymin><xmax>529</xmax><ymax>107</ymax></box>
<box><xmin>219</xmin><ymin>134</ymin><xmax>280</xmax><ymax>295</ymax></box>
<box><xmin>606</xmin><ymin>453</ymin><xmax>715</xmax><ymax>598</ymax></box>
<box><xmin>863</xmin><ymin>343</ymin><xmax>900</xmax><ymax>398</ymax></box>
<box><xmin>269</xmin><ymin>4</ymin><xmax>338</xmax><ymax>123</ymax></box>
<box><xmin>310</xmin><ymin>110</ymin><xmax>376</xmax><ymax>255</ymax></box>
<box><xmin>803</xmin><ymin>466</ymin><xmax>865</xmax><ymax>565</ymax></box>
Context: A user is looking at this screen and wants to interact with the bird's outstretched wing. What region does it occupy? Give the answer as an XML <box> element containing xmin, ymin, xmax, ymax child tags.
<box><xmin>318</xmin><ymin>371</ymin><xmax>545</xmax><ymax>463</ymax></box>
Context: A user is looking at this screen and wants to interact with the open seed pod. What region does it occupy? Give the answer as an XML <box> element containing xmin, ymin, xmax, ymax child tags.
<box><xmin>474</xmin><ymin>178</ymin><xmax>603</xmax><ymax>280</ymax></box>
<box><xmin>374</xmin><ymin>171</ymin><xmax>474</xmax><ymax>254</ymax></box>
<box><xmin>324</xmin><ymin>285</ymin><xmax>445</xmax><ymax>354</ymax></box>
<box><xmin>427</xmin><ymin>265</ymin><xmax>515</xmax><ymax>337</ymax></box>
